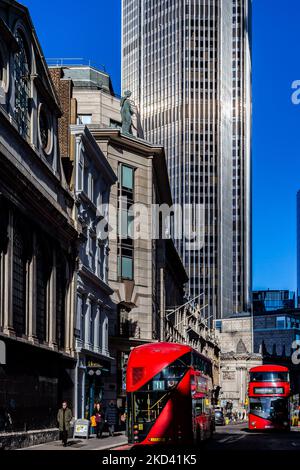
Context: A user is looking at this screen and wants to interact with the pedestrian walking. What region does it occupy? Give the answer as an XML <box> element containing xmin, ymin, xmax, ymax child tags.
<box><xmin>105</xmin><ymin>400</ymin><xmax>119</xmax><ymax>437</ymax></box>
<box><xmin>92</xmin><ymin>403</ymin><xmax>104</xmax><ymax>439</ymax></box>
<box><xmin>57</xmin><ymin>401</ymin><xmax>72</xmax><ymax>447</ymax></box>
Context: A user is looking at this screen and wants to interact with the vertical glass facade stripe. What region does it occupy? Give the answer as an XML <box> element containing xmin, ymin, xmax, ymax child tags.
<box><xmin>122</xmin><ymin>0</ymin><xmax>252</xmax><ymax>320</ymax></box>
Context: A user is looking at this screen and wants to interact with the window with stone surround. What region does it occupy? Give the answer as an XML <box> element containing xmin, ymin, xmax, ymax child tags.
<box><xmin>117</xmin><ymin>163</ymin><xmax>134</xmax><ymax>280</ymax></box>
<box><xmin>14</xmin><ymin>30</ymin><xmax>31</xmax><ymax>140</ymax></box>
<box><xmin>13</xmin><ymin>220</ymin><xmax>29</xmax><ymax>336</ymax></box>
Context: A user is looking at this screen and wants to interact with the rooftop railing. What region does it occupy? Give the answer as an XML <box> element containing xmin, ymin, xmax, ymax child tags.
<box><xmin>46</xmin><ymin>58</ymin><xmax>107</xmax><ymax>72</ymax></box>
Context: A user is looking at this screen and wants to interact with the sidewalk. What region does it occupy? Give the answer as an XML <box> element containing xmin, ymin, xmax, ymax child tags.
<box><xmin>22</xmin><ymin>432</ymin><xmax>128</xmax><ymax>451</ymax></box>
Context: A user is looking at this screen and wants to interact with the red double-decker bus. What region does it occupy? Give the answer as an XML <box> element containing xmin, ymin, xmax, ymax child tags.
<box><xmin>248</xmin><ymin>365</ymin><xmax>290</xmax><ymax>431</ymax></box>
<box><xmin>126</xmin><ymin>342</ymin><xmax>214</xmax><ymax>445</ymax></box>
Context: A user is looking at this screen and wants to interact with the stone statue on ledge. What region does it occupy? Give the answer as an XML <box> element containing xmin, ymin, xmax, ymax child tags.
<box><xmin>121</xmin><ymin>90</ymin><xmax>134</xmax><ymax>135</ymax></box>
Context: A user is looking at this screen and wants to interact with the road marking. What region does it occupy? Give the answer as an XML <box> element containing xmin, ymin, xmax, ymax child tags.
<box><xmin>219</xmin><ymin>435</ymin><xmax>245</xmax><ymax>444</ymax></box>
<box><xmin>219</xmin><ymin>437</ymin><xmax>233</xmax><ymax>444</ymax></box>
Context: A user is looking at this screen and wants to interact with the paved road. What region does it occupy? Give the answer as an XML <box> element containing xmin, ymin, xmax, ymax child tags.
<box><xmin>203</xmin><ymin>424</ymin><xmax>300</xmax><ymax>451</ymax></box>
<box><xmin>111</xmin><ymin>424</ymin><xmax>300</xmax><ymax>451</ymax></box>
<box><xmin>21</xmin><ymin>425</ymin><xmax>300</xmax><ymax>452</ymax></box>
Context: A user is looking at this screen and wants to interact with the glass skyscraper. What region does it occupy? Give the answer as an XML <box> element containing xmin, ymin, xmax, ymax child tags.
<box><xmin>122</xmin><ymin>0</ymin><xmax>252</xmax><ymax>320</ymax></box>
<box><xmin>252</xmin><ymin>290</ymin><xmax>295</xmax><ymax>313</ymax></box>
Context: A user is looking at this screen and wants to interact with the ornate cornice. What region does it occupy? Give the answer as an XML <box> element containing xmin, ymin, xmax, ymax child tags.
<box><xmin>221</xmin><ymin>352</ymin><xmax>262</xmax><ymax>361</ymax></box>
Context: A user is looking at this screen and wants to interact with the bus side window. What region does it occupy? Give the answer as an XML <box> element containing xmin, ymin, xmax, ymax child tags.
<box><xmin>194</xmin><ymin>399</ymin><xmax>204</xmax><ymax>416</ymax></box>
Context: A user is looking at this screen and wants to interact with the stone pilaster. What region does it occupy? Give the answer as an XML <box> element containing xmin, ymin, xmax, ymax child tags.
<box><xmin>3</xmin><ymin>209</ymin><xmax>14</xmax><ymax>336</ymax></box>
<box><xmin>102</xmin><ymin>309</ymin><xmax>109</xmax><ymax>356</ymax></box>
<box><xmin>27</xmin><ymin>232</ymin><xmax>37</xmax><ymax>343</ymax></box>
<box><xmin>94</xmin><ymin>301</ymin><xmax>102</xmax><ymax>353</ymax></box>
<box><xmin>48</xmin><ymin>249</ymin><xmax>57</xmax><ymax>349</ymax></box>
<box><xmin>65</xmin><ymin>266</ymin><xmax>77</xmax><ymax>355</ymax></box>
<box><xmin>84</xmin><ymin>294</ymin><xmax>92</xmax><ymax>350</ymax></box>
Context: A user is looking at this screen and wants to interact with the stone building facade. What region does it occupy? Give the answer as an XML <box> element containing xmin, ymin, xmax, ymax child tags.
<box><xmin>49</xmin><ymin>65</ymin><xmax>175</xmax><ymax>407</ymax></box>
<box><xmin>50</xmin><ymin>65</ymin><xmax>220</xmax><ymax>406</ymax></box>
<box><xmin>215</xmin><ymin>314</ymin><xmax>262</xmax><ymax>411</ymax></box>
<box><xmin>49</xmin><ymin>66</ymin><xmax>119</xmax><ymax>420</ymax></box>
<box><xmin>70</xmin><ymin>125</ymin><xmax>117</xmax><ymax>419</ymax></box>
<box><xmin>0</xmin><ymin>0</ymin><xmax>78</xmax><ymax>444</ymax></box>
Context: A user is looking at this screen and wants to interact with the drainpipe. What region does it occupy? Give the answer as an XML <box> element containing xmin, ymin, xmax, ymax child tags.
<box><xmin>160</xmin><ymin>268</ymin><xmax>165</xmax><ymax>341</ymax></box>
<box><xmin>74</xmin><ymin>352</ymin><xmax>79</xmax><ymax>420</ymax></box>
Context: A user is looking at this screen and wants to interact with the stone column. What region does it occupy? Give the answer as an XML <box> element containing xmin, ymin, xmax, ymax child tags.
<box><xmin>98</xmin><ymin>303</ymin><xmax>103</xmax><ymax>352</ymax></box>
<box><xmin>3</xmin><ymin>209</ymin><xmax>14</xmax><ymax>336</ymax></box>
<box><xmin>0</xmin><ymin>204</ymin><xmax>9</xmax><ymax>330</ymax></box>
<box><xmin>241</xmin><ymin>365</ymin><xmax>248</xmax><ymax>407</ymax></box>
<box><xmin>65</xmin><ymin>262</ymin><xmax>77</xmax><ymax>355</ymax></box>
<box><xmin>48</xmin><ymin>249</ymin><xmax>57</xmax><ymax>349</ymax></box>
<box><xmin>27</xmin><ymin>232</ymin><xmax>37</xmax><ymax>342</ymax></box>
<box><xmin>236</xmin><ymin>364</ymin><xmax>247</xmax><ymax>409</ymax></box>
<box><xmin>84</xmin><ymin>295</ymin><xmax>92</xmax><ymax>350</ymax></box>
<box><xmin>76</xmin><ymin>285</ymin><xmax>86</xmax><ymax>348</ymax></box>
<box><xmin>94</xmin><ymin>301</ymin><xmax>101</xmax><ymax>353</ymax></box>
<box><xmin>102</xmin><ymin>310</ymin><xmax>109</xmax><ymax>356</ymax></box>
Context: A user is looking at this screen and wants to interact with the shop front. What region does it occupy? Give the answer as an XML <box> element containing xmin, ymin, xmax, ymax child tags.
<box><xmin>75</xmin><ymin>353</ymin><xmax>112</xmax><ymax>420</ymax></box>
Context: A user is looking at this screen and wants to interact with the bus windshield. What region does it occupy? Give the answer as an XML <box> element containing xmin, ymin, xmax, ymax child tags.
<box><xmin>250</xmin><ymin>397</ymin><xmax>289</xmax><ymax>423</ymax></box>
<box><xmin>133</xmin><ymin>391</ymin><xmax>170</xmax><ymax>423</ymax></box>
<box><xmin>250</xmin><ymin>372</ymin><xmax>289</xmax><ymax>383</ymax></box>
<box><xmin>129</xmin><ymin>353</ymin><xmax>190</xmax><ymax>424</ymax></box>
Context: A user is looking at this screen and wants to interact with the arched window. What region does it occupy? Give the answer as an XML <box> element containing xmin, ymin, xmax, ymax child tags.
<box><xmin>14</xmin><ymin>30</ymin><xmax>31</xmax><ymax>139</ymax></box>
<box><xmin>38</xmin><ymin>104</ymin><xmax>52</xmax><ymax>154</ymax></box>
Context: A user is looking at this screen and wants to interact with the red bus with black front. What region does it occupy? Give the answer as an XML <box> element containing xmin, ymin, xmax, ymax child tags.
<box><xmin>248</xmin><ymin>365</ymin><xmax>290</xmax><ymax>430</ymax></box>
<box><xmin>126</xmin><ymin>342</ymin><xmax>214</xmax><ymax>445</ymax></box>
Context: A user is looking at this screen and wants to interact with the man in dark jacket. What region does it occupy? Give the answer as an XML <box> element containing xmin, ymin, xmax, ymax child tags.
<box><xmin>105</xmin><ymin>400</ymin><xmax>118</xmax><ymax>437</ymax></box>
<box><xmin>57</xmin><ymin>401</ymin><xmax>72</xmax><ymax>447</ymax></box>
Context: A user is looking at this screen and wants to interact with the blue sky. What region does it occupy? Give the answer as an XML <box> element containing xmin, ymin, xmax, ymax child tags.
<box><xmin>24</xmin><ymin>0</ymin><xmax>300</xmax><ymax>293</ymax></box>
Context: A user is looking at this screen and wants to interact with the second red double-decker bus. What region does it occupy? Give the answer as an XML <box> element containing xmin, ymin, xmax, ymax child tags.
<box><xmin>126</xmin><ymin>342</ymin><xmax>214</xmax><ymax>446</ymax></box>
<box><xmin>248</xmin><ymin>365</ymin><xmax>290</xmax><ymax>431</ymax></box>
